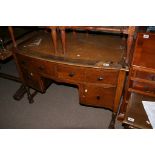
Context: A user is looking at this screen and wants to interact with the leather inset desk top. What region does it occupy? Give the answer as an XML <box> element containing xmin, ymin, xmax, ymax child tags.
<box><xmin>17</xmin><ymin>31</ymin><xmax>125</xmax><ymax>68</ymax></box>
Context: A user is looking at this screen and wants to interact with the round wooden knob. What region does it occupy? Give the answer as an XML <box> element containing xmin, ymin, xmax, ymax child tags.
<box><xmin>68</xmin><ymin>72</ymin><xmax>75</xmax><ymax>77</ymax></box>
<box><xmin>96</xmin><ymin>96</ymin><xmax>101</xmax><ymax>100</ymax></box>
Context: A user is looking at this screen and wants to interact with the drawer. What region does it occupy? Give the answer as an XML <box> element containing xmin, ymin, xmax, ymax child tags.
<box><xmin>133</xmin><ymin>70</ymin><xmax>155</xmax><ymax>81</ymax></box>
<box><xmin>16</xmin><ymin>54</ymin><xmax>32</xmax><ymax>68</ymax></box>
<box><xmin>85</xmin><ymin>68</ymin><xmax>119</xmax><ymax>85</ymax></box>
<box><xmin>21</xmin><ymin>68</ymin><xmax>45</xmax><ymax>92</ymax></box>
<box><xmin>16</xmin><ymin>54</ymin><xmax>55</xmax><ymax>76</ymax></box>
<box><xmin>57</xmin><ymin>64</ymin><xmax>85</xmax><ymax>83</ymax></box>
<box><xmin>79</xmin><ymin>84</ymin><xmax>116</xmax><ymax>110</ymax></box>
<box><xmin>31</xmin><ymin>59</ymin><xmax>55</xmax><ymax>77</ymax></box>
<box><xmin>132</xmin><ymin>81</ymin><xmax>155</xmax><ymax>94</ymax></box>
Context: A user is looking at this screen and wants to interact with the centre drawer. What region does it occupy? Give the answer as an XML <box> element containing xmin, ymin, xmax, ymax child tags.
<box><xmin>57</xmin><ymin>64</ymin><xmax>85</xmax><ymax>83</ymax></box>
<box><xmin>85</xmin><ymin>68</ymin><xmax>119</xmax><ymax>85</ymax></box>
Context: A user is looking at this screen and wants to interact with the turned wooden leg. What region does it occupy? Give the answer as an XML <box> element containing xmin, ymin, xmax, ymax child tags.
<box><xmin>60</xmin><ymin>29</ymin><xmax>66</xmax><ymax>54</ymax></box>
<box><xmin>51</xmin><ymin>28</ymin><xmax>57</xmax><ymax>54</ymax></box>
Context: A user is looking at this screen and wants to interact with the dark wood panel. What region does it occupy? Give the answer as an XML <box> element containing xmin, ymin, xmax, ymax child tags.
<box><xmin>132</xmin><ymin>33</ymin><xmax>155</xmax><ymax>69</ymax></box>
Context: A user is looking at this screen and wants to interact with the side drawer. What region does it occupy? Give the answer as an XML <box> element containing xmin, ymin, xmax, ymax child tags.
<box><xmin>79</xmin><ymin>84</ymin><xmax>116</xmax><ymax>110</ymax></box>
<box><xmin>57</xmin><ymin>64</ymin><xmax>85</xmax><ymax>83</ymax></box>
<box><xmin>31</xmin><ymin>59</ymin><xmax>55</xmax><ymax>77</ymax></box>
<box><xmin>16</xmin><ymin>54</ymin><xmax>55</xmax><ymax>77</ymax></box>
<box><xmin>16</xmin><ymin>53</ymin><xmax>32</xmax><ymax>69</ymax></box>
<box><xmin>85</xmin><ymin>68</ymin><xmax>119</xmax><ymax>85</ymax></box>
<box><xmin>21</xmin><ymin>68</ymin><xmax>45</xmax><ymax>92</ymax></box>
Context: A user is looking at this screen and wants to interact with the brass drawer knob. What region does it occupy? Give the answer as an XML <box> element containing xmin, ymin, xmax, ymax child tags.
<box><xmin>68</xmin><ymin>72</ymin><xmax>75</xmax><ymax>77</ymax></box>
<box><xmin>97</xmin><ymin>76</ymin><xmax>104</xmax><ymax>81</ymax></box>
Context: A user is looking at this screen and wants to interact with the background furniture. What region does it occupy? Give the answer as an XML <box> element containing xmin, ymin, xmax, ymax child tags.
<box><xmin>120</xmin><ymin>33</ymin><xmax>155</xmax><ymax>128</ymax></box>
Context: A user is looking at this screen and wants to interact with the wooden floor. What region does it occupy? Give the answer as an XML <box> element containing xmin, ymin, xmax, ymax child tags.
<box><xmin>18</xmin><ymin>31</ymin><xmax>125</xmax><ymax>66</ymax></box>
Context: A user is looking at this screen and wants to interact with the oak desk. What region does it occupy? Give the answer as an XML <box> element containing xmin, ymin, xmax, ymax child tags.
<box><xmin>13</xmin><ymin>30</ymin><xmax>128</xmax><ymax>128</ymax></box>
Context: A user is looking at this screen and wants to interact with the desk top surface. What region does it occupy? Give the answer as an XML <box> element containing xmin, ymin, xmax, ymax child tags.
<box><xmin>16</xmin><ymin>31</ymin><xmax>125</xmax><ymax>69</ymax></box>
